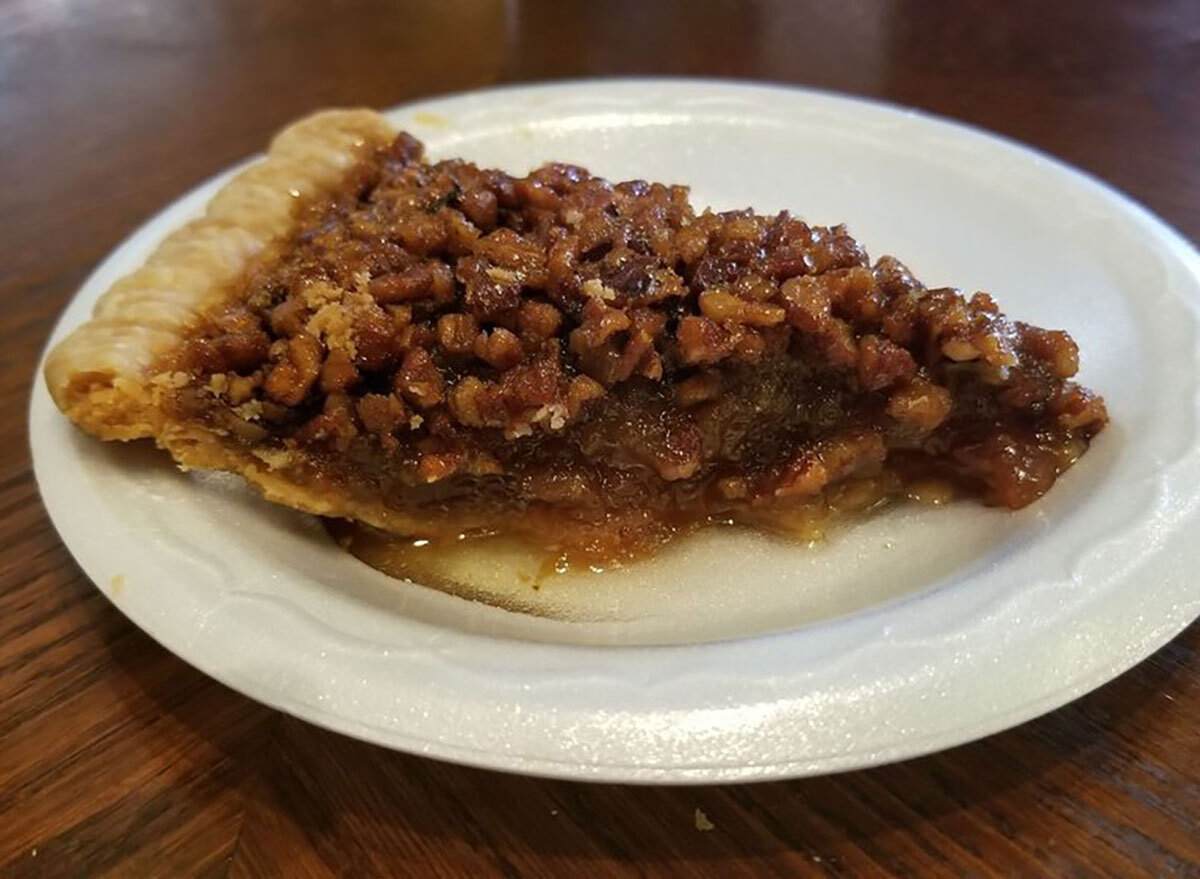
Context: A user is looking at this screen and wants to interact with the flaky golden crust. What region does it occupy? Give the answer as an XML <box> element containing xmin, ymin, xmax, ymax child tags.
<box><xmin>43</xmin><ymin>108</ymin><xmax>429</xmax><ymax>533</ymax></box>
<box><xmin>155</xmin><ymin>427</ymin><xmax>415</xmax><ymax>536</ymax></box>
<box><xmin>45</xmin><ymin>109</ymin><xmax>396</xmax><ymax>440</ymax></box>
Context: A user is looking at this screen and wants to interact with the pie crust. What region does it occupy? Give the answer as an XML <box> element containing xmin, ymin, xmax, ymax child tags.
<box><xmin>46</xmin><ymin>109</ymin><xmax>405</xmax><ymax>529</ymax></box>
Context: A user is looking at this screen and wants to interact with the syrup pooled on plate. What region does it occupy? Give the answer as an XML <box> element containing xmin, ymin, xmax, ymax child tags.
<box><xmin>324</xmin><ymin>472</ymin><xmax>964</xmax><ymax>615</ymax></box>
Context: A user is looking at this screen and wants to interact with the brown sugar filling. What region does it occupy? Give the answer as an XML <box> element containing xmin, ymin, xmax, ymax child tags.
<box><xmin>157</xmin><ymin>132</ymin><xmax>1108</xmax><ymax>564</ymax></box>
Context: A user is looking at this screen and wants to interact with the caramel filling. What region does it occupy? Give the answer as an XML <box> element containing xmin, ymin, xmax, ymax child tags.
<box><xmin>154</xmin><ymin>131</ymin><xmax>1107</xmax><ymax>564</ymax></box>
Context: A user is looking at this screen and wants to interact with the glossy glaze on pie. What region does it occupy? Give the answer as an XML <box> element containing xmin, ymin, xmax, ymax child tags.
<box><xmin>46</xmin><ymin>109</ymin><xmax>1107</xmax><ymax>563</ymax></box>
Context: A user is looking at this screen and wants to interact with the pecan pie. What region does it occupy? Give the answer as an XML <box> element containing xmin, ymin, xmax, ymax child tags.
<box><xmin>46</xmin><ymin>109</ymin><xmax>1107</xmax><ymax>563</ymax></box>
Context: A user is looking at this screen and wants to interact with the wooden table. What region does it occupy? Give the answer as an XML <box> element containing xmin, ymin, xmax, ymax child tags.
<box><xmin>3</xmin><ymin>1</ymin><xmax>1198</xmax><ymax>876</ymax></box>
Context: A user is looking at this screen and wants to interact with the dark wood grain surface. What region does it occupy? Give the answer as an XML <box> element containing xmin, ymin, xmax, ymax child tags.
<box><xmin>3</xmin><ymin>1</ymin><xmax>1199</xmax><ymax>876</ymax></box>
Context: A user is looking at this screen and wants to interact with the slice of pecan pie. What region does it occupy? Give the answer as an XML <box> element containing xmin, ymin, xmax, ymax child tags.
<box><xmin>46</xmin><ymin>109</ymin><xmax>1107</xmax><ymax>562</ymax></box>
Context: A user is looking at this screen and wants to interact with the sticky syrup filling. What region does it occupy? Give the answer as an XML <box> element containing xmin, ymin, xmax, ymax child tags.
<box><xmin>152</xmin><ymin>131</ymin><xmax>1107</xmax><ymax>567</ymax></box>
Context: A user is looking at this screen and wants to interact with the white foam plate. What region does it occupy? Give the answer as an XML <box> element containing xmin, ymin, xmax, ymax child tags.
<box><xmin>31</xmin><ymin>80</ymin><xmax>1200</xmax><ymax>782</ymax></box>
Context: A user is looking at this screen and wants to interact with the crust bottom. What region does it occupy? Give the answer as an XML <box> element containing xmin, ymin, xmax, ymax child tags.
<box><xmin>154</xmin><ymin>425</ymin><xmax>418</xmax><ymax>534</ymax></box>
